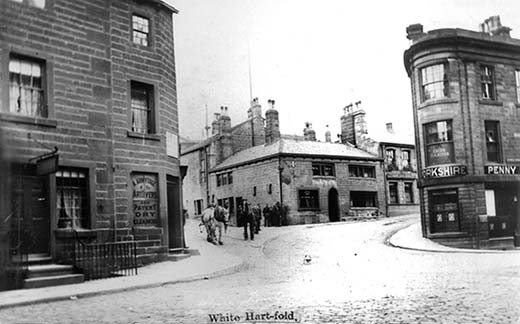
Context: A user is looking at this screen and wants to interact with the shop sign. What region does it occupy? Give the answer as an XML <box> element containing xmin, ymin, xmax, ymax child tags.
<box><xmin>422</xmin><ymin>164</ymin><xmax>467</xmax><ymax>178</ymax></box>
<box><xmin>427</xmin><ymin>143</ymin><xmax>454</xmax><ymax>166</ymax></box>
<box><xmin>132</xmin><ymin>173</ymin><xmax>159</xmax><ymax>226</ymax></box>
<box><xmin>484</xmin><ymin>165</ymin><xmax>520</xmax><ymax>175</ymax></box>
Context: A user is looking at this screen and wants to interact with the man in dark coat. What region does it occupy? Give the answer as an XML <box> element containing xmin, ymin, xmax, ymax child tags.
<box><xmin>263</xmin><ymin>204</ymin><xmax>271</xmax><ymax>227</ymax></box>
<box><xmin>243</xmin><ymin>201</ymin><xmax>255</xmax><ymax>240</ymax></box>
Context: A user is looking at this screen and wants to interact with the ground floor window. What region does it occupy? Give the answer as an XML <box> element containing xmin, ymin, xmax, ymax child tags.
<box><xmin>404</xmin><ymin>182</ymin><xmax>414</xmax><ymax>204</ymax></box>
<box><xmin>429</xmin><ymin>189</ymin><xmax>459</xmax><ymax>233</ymax></box>
<box><xmin>56</xmin><ymin>168</ymin><xmax>89</xmax><ymax>229</ymax></box>
<box><xmin>298</xmin><ymin>189</ymin><xmax>319</xmax><ymax>210</ymax></box>
<box><xmin>389</xmin><ymin>182</ymin><xmax>398</xmax><ymax>204</ymax></box>
<box><xmin>351</xmin><ymin>191</ymin><xmax>377</xmax><ymax>207</ymax></box>
<box><xmin>194</xmin><ymin>199</ymin><xmax>203</xmax><ymax>215</ymax></box>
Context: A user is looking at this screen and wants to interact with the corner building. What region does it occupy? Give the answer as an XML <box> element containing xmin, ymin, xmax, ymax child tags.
<box><xmin>0</xmin><ymin>0</ymin><xmax>183</xmax><ymax>285</ymax></box>
<box><xmin>404</xmin><ymin>16</ymin><xmax>520</xmax><ymax>249</ymax></box>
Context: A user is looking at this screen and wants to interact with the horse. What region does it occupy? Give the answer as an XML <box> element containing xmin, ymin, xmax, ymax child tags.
<box><xmin>213</xmin><ymin>205</ymin><xmax>229</xmax><ymax>245</ymax></box>
<box><xmin>201</xmin><ymin>205</ymin><xmax>217</xmax><ymax>244</ymax></box>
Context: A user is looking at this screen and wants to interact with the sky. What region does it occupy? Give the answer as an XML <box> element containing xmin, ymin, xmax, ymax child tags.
<box><xmin>168</xmin><ymin>0</ymin><xmax>520</xmax><ymax>143</ymax></box>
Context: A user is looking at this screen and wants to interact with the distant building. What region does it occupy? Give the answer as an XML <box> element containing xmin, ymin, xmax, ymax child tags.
<box><xmin>404</xmin><ymin>16</ymin><xmax>520</xmax><ymax>249</ymax></box>
<box><xmin>181</xmin><ymin>100</ymin><xmax>386</xmax><ymax>224</ymax></box>
<box><xmin>0</xmin><ymin>0</ymin><xmax>182</xmax><ymax>289</ymax></box>
<box><xmin>340</xmin><ymin>106</ymin><xmax>420</xmax><ymax>216</ymax></box>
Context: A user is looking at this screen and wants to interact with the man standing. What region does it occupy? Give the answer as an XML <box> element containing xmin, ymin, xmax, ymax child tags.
<box><xmin>253</xmin><ymin>204</ymin><xmax>262</xmax><ymax>234</ymax></box>
<box><xmin>213</xmin><ymin>203</ymin><xmax>229</xmax><ymax>245</ymax></box>
<box><xmin>243</xmin><ymin>201</ymin><xmax>255</xmax><ymax>240</ymax></box>
<box><xmin>263</xmin><ymin>204</ymin><xmax>271</xmax><ymax>227</ymax></box>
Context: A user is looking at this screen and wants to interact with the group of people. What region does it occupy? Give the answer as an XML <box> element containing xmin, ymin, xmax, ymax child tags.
<box><xmin>200</xmin><ymin>201</ymin><xmax>289</xmax><ymax>244</ymax></box>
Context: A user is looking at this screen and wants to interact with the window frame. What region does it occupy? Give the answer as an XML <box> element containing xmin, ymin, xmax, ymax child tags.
<box><xmin>131</xmin><ymin>13</ymin><xmax>151</xmax><ymax>47</ymax></box>
<box><xmin>298</xmin><ymin>189</ymin><xmax>320</xmax><ymax>211</ymax></box>
<box><xmin>128</xmin><ymin>80</ymin><xmax>157</xmax><ymax>136</ymax></box>
<box><xmin>480</xmin><ymin>64</ymin><xmax>496</xmax><ymax>100</ymax></box>
<box><xmin>420</xmin><ymin>63</ymin><xmax>449</xmax><ymax>102</ymax></box>
<box><xmin>348</xmin><ymin>164</ymin><xmax>376</xmax><ymax>178</ymax></box>
<box><xmin>56</xmin><ymin>167</ymin><xmax>90</xmax><ymax>230</ymax></box>
<box><xmin>424</xmin><ymin>120</ymin><xmax>454</xmax><ymax>166</ymax></box>
<box><xmin>312</xmin><ymin>162</ymin><xmax>335</xmax><ymax>177</ymax></box>
<box><xmin>515</xmin><ymin>69</ymin><xmax>520</xmax><ymax>104</ymax></box>
<box><xmin>429</xmin><ymin>188</ymin><xmax>460</xmax><ymax>233</ymax></box>
<box><xmin>389</xmin><ymin>182</ymin><xmax>398</xmax><ymax>204</ymax></box>
<box><xmin>350</xmin><ymin>191</ymin><xmax>378</xmax><ymax>208</ymax></box>
<box><xmin>404</xmin><ymin>182</ymin><xmax>414</xmax><ymax>204</ymax></box>
<box><xmin>484</xmin><ymin>120</ymin><xmax>501</xmax><ymax>163</ymax></box>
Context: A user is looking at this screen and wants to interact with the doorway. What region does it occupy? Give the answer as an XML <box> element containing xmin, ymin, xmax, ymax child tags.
<box><xmin>167</xmin><ymin>175</ymin><xmax>183</xmax><ymax>249</ymax></box>
<box><xmin>328</xmin><ymin>188</ymin><xmax>339</xmax><ymax>222</ymax></box>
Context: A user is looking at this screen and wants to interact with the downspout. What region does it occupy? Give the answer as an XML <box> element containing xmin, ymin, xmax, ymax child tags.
<box><xmin>381</xmin><ymin>144</ymin><xmax>389</xmax><ymax>217</ymax></box>
<box><xmin>278</xmin><ymin>155</ymin><xmax>283</xmax><ymax>207</ymax></box>
<box><xmin>251</xmin><ymin>117</ymin><xmax>255</xmax><ymax>147</ymax></box>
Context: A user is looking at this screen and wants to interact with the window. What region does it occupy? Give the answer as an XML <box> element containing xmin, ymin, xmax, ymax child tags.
<box><xmin>424</xmin><ymin>120</ymin><xmax>454</xmax><ymax>166</ymax></box>
<box><xmin>385</xmin><ymin>149</ymin><xmax>397</xmax><ymax>170</ymax></box>
<box><xmin>9</xmin><ymin>55</ymin><xmax>46</xmax><ymax>117</ymax></box>
<box><xmin>56</xmin><ymin>168</ymin><xmax>89</xmax><ymax>229</ymax></box>
<box><xmin>350</xmin><ymin>191</ymin><xmax>377</xmax><ymax>208</ymax></box>
<box><xmin>267</xmin><ymin>184</ymin><xmax>272</xmax><ymax>194</ymax></box>
<box><xmin>516</xmin><ymin>70</ymin><xmax>520</xmax><ymax>103</ymax></box>
<box><xmin>430</xmin><ymin>189</ymin><xmax>459</xmax><ymax>233</ymax></box>
<box><xmin>228</xmin><ymin>172</ymin><xmax>233</xmax><ymax>184</ymax></box>
<box><xmin>404</xmin><ymin>182</ymin><xmax>414</xmax><ymax>203</ymax></box>
<box><xmin>389</xmin><ymin>182</ymin><xmax>398</xmax><ymax>204</ymax></box>
<box><xmin>10</xmin><ymin>0</ymin><xmax>46</xmax><ymax>8</ymax></box>
<box><xmin>216</xmin><ymin>174</ymin><xmax>222</xmax><ymax>187</ymax></box>
<box><xmin>312</xmin><ymin>162</ymin><xmax>335</xmax><ymax>176</ymax></box>
<box><xmin>253</xmin><ymin>186</ymin><xmax>257</xmax><ymax>196</ymax></box>
<box><xmin>199</xmin><ymin>150</ymin><xmax>206</xmax><ymax>184</ymax></box>
<box><xmin>132</xmin><ymin>14</ymin><xmax>150</xmax><ymax>46</ymax></box>
<box><xmin>402</xmin><ymin>150</ymin><xmax>412</xmax><ymax>170</ymax></box>
<box><xmin>349</xmin><ymin>165</ymin><xmax>375</xmax><ymax>178</ymax></box>
<box><xmin>194</xmin><ymin>199</ymin><xmax>203</xmax><ymax>215</ymax></box>
<box><xmin>485</xmin><ymin>121</ymin><xmax>501</xmax><ymax>162</ymax></box>
<box><xmin>298</xmin><ymin>189</ymin><xmax>319</xmax><ymax>210</ymax></box>
<box><xmin>222</xmin><ymin>173</ymin><xmax>228</xmax><ymax>185</ymax></box>
<box><xmin>481</xmin><ymin>65</ymin><xmax>496</xmax><ymax>100</ymax></box>
<box><xmin>130</xmin><ymin>81</ymin><xmax>154</xmax><ymax>134</ymax></box>
<box><xmin>420</xmin><ymin>63</ymin><xmax>448</xmax><ymax>101</ymax></box>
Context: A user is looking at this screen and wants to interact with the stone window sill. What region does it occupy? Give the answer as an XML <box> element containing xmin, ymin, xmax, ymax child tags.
<box><xmin>0</xmin><ymin>113</ymin><xmax>57</xmax><ymax>128</ymax></box>
<box><xmin>419</xmin><ymin>98</ymin><xmax>458</xmax><ymax>109</ymax></box>
<box><xmin>55</xmin><ymin>228</ymin><xmax>97</xmax><ymax>239</ymax></box>
<box><xmin>127</xmin><ymin>130</ymin><xmax>161</xmax><ymax>141</ymax></box>
<box><xmin>478</xmin><ymin>99</ymin><xmax>503</xmax><ymax>107</ymax></box>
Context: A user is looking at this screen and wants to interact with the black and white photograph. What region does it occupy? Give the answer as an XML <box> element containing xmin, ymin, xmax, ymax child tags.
<box><xmin>1</xmin><ymin>0</ymin><xmax>520</xmax><ymax>323</ymax></box>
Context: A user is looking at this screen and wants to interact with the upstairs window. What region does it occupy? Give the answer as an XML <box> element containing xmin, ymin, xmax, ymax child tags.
<box><xmin>132</xmin><ymin>15</ymin><xmax>150</xmax><ymax>46</ymax></box>
<box><xmin>348</xmin><ymin>165</ymin><xmax>375</xmax><ymax>178</ymax></box>
<box><xmin>312</xmin><ymin>162</ymin><xmax>335</xmax><ymax>177</ymax></box>
<box><xmin>9</xmin><ymin>56</ymin><xmax>46</xmax><ymax>117</ymax></box>
<box><xmin>420</xmin><ymin>64</ymin><xmax>448</xmax><ymax>102</ymax></box>
<box><xmin>130</xmin><ymin>81</ymin><xmax>154</xmax><ymax>134</ymax></box>
<box><xmin>56</xmin><ymin>168</ymin><xmax>89</xmax><ymax>229</ymax></box>
<box><xmin>515</xmin><ymin>70</ymin><xmax>520</xmax><ymax>103</ymax></box>
<box><xmin>402</xmin><ymin>150</ymin><xmax>412</xmax><ymax>170</ymax></box>
<box><xmin>481</xmin><ymin>65</ymin><xmax>496</xmax><ymax>100</ymax></box>
<box><xmin>485</xmin><ymin>121</ymin><xmax>501</xmax><ymax>162</ymax></box>
<box><xmin>424</xmin><ymin>120</ymin><xmax>454</xmax><ymax>166</ymax></box>
<box><xmin>385</xmin><ymin>149</ymin><xmax>397</xmax><ymax>170</ymax></box>
<box><xmin>227</xmin><ymin>172</ymin><xmax>233</xmax><ymax>184</ymax></box>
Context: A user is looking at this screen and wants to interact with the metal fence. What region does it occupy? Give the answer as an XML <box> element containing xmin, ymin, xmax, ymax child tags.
<box><xmin>73</xmin><ymin>241</ymin><xmax>137</xmax><ymax>281</ymax></box>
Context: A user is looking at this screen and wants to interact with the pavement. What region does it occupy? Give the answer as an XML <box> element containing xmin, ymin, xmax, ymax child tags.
<box><xmin>0</xmin><ymin>214</ymin><xmax>517</xmax><ymax>309</ymax></box>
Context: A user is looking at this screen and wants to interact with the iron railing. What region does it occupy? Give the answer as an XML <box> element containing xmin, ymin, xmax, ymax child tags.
<box><xmin>73</xmin><ymin>240</ymin><xmax>137</xmax><ymax>281</ymax></box>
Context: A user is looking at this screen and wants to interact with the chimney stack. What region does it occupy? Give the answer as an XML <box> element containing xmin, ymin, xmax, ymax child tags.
<box><xmin>325</xmin><ymin>125</ymin><xmax>331</xmax><ymax>143</ymax></box>
<box><xmin>212</xmin><ymin>112</ymin><xmax>221</xmax><ymax>135</ymax></box>
<box><xmin>265</xmin><ymin>99</ymin><xmax>280</xmax><ymax>144</ymax></box>
<box><xmin>480</xmin><ymin>15</ymin><xmax>511</xmax><ymax>37</ymax></box>
<box><xmin>386</xmin><ymin>122</ymin><xmax>394</xmax><ymax>133</ymax></box>
<box><xmin>303</xmin><ymin>122</ymin><xmax>316</xmax><ymax>141</ymax></box>
<box><xmin>406</xmin><ymin>23</ymin><xmax>425</xmax><ymax>43</ymax></box>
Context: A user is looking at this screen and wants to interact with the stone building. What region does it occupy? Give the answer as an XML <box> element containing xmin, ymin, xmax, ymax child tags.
<box><xmin>0</xmin><ymin>0</ymin><xmax>182</xmax><ymax>289</ymax></box>
<box><xmin>340</xmin><ymin>105</ymin><xmax>420</xmax><ymax>216</ymax></box>
<box><xmin>181</xmin><ymin>99</ymin><xmax>386</xmax><ymax>224</ymax></box>
<box><xmin>404</xmin><ymin>16</ymin><xmax>520</xmax><ymax>249</ymax></box>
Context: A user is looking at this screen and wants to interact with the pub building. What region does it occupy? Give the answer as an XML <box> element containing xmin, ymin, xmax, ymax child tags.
<box><xmin>404</xmin><ymin>16</ymin><xmax>520</xmax><ymax>249</ymax></box>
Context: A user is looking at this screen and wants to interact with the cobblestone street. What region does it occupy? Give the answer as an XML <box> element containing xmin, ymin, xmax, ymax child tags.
<box><xmin>1</xmin><ymin>216</ymin><xmax>520</xmax><ymax>324</ymax></box>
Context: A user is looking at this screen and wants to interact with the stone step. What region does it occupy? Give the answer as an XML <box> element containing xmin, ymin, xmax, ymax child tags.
<box><xmin>26</xmin><ymin>264</ymin><xmax>75</xmax><ymax>279</ymax></box>
<box><xmin>26</xmin><ymin>254</ymin><xmax>53</xmax><ymax>265</ymax></box>
<box><xmin>23</xmin><ymin>273</ymin><xmax>84</xmax><ymax>289</ymax></box>
<box><xmin>165</xmin><ymin>253</ymin><xmax>191</xmax><ymax>262</ymax></box>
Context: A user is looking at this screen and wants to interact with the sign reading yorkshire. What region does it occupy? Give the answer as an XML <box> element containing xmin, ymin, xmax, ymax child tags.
<box><xmin>422</xmin><ymin>164</ymin><xmax>468</xmax><ymax>178</ymax></box>
<box><xmin>132</xmin><ymin>174</ymin><xmax>159</xmax><ymax>226</ymax></box>
<box><xmin>484</xmin><ymin>165</ymin><xmax>520</xmax><ymax>175</ymax></box>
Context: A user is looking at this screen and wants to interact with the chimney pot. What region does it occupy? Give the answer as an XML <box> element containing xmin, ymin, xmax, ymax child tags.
<box><xmin>406</xmin><ymin>23</ymin><xmax>425</xmax><ymax>42</ymax></box>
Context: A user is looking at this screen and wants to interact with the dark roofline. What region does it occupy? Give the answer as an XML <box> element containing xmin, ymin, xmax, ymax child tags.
<box><xmin>180</xmin><ymin>135</ymin><xmax>218</xmax><ymax>155</ymax></box>
<box><xmin>210</xmin><ymin>152</ymin><xmax>382</xmax><ymax>173</ymax></box>
<box><xmin>404</xmin><ymin>28</ymin><xmax>520</xmax><ymax>76</ymax></box>
<box><xmin>379</xmin><ymin>142</ymin><xmax>415</xmax><ymax>149</ymax></box>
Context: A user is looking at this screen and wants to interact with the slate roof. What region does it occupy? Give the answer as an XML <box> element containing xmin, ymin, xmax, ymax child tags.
<box><xmin>180</xmin><ymin>135</ymin><xmax>217</xmax><ymax>155</ymax></box>
<box><xmin>211</xmin><ymin>138</ymin><xmax>380</xmax><ymax>172</ymax></box>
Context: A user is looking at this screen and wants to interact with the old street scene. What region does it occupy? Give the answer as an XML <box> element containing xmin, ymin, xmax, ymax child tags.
<box><xmin>0</xmin><ymin>1</ymin><xmax>519</xmax><ymax>323</ymax></box>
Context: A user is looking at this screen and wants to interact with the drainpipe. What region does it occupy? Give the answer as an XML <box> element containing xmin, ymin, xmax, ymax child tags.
<box><xmin>278</xmin><ymin>155</ymin><xmax>283</xmax><ymax>207</ymax></box>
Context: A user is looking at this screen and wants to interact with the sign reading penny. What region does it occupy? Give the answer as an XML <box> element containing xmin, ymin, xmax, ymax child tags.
<box><xmin>484</xmin><ymin>165</ymin><xmax>520</xmax><ymax>175</ymax></box>
<box><xmin>132</xmin><ymin>173</ymin><xmax>159</xmax><ymax>226</ymax></box>
<box><xmin>422</xmin><ymin>164</ymin><xmax>468</xmax><ymax>178</ymax></box>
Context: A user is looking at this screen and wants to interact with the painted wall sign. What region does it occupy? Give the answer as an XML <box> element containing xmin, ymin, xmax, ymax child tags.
<box><xmin>427</xmin><ymin>143</ymin><xmax>454</xmax><ymax>166</ymax></box>
<box><xmin>132</xmin><ymin>173</ymin><xmax>160</xmax><ymax>226</ymax></box>
<box><xmin>422</xmin><ymin>164</ymin><xmax>467</xmax><ymax>178</ymax></box>
<box><xmin>484</xmin><ymin>165</ymin><xmax>520</xmax><ymax>175</ymax></box>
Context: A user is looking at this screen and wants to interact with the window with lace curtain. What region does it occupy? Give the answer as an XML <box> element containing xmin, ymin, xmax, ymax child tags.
<box><xmin>130</xmin><ymin>81</ymin><xmax>154</xmax><ymax>134</ymax></box>
<box><xmin>9</xmin><ymin>55</ymin><xmax>46</xmax><ymax>117</ymax></box>
<box><xmin>56</xmin><ymin>168</ymin><xmax>89</xmax><ymax>229</ymax></box>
